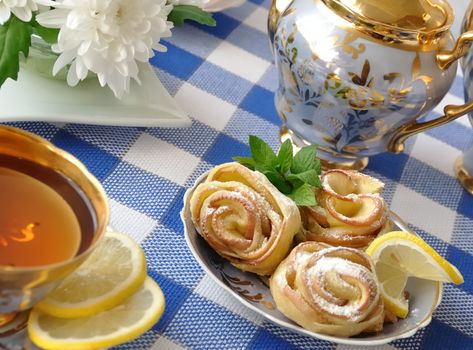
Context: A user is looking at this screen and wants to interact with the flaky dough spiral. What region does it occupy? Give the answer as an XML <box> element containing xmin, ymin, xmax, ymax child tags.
<box><xmin>189</xmin><ymin>162</ymin><xmax>301</xmax><ymax>275</ymax></box>
<box><xmin>299</xmin><ymin>170</ymin><xmax>388</xmax><ymax>248</ymax></box>
<box><xmin>270</xmin><ymin>242</ymin><xmax>384</xmax><ymax>337</ymax></box>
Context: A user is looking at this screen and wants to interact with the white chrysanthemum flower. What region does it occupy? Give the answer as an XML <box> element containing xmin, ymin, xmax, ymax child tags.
<box><xmin>169</xmin><ymin>0</ymin><xmax>245</xmax><ymax>12</ymax></box>
<box><xmin>0</xmin><ymin>0</ymin><xmax>38</xmax><ymax>24</ymax></box>
<box><xmin>36</xmin><ymin>0</ymin><xmax>173</xmax><ymax>99</ymax></box>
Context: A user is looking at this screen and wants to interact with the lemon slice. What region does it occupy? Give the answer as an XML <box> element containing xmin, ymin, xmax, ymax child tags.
<box><xmin>29</xmin><ymin>277</ymin><xmax>165</xmax><ymax>350</ymax></box>
<box><xmin>35</xmin><ymin>229</ymin><xmax>146</xmax><ymax>318</ymax></box>
<box><xmin>366</xmin><ymin>231</ymin><xmax>463</xmax><ymax>318</ymax></box>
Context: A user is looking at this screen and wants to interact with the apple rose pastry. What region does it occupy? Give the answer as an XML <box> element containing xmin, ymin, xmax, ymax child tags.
<box><xmin>299</xmin><ymin>170</ymin><xmax>388</xmax><ymax>248</ymax></box>
<box><xmin>270</xmin><ymin>242</ymin><xmax>384</xmax><ymax>337</ymax></box>
<box><xmin>189</xmin><ymin>162</ymin><xmax>301</xmax><ymax>275</ymax></box>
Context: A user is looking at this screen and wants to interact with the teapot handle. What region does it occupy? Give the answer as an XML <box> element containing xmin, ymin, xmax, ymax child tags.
<box><xmin>437</xmin><ymin>31</ymin><xmax>473</xmax><ymax>70</ymax></box>
<box><xmin>268</xmin><ymin>0</ymin><xmax>294</xmax><ymax>46</ymax></box>
<box><xmin>388</xmin><ymin>31</ymin><xmax>473</xmax><ymax>153</ymax></box>
<box><xmin>388</xmin><ymin>102</ymin><xmax>473</xmax><ymax>153</ymax></box>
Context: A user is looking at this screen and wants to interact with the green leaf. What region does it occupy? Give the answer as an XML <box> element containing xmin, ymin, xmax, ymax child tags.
<box><xmin>287</xmin><ymin>183</ymin><xmax>316</xmax><ymax>206</ymax></box>
<box><xmin>249</xmin><ymin>135</ymin><xmax>277</xmax><ymax>167</ymax></box>
<box><xmin>313</xmin><ymin>158</ymin><xmax>321</xmax><ymax>174</ymax></box>
<box><xmin>32</xmin><ymin>22</ymin><xmax>59</xmax><ymax>44</ymax></box>
<box><xmin>255</xmin><ymin>164</ymin><xmax>292</xmax><ymax>194</ymax></box>
<box><xmin>287</xmin><ymin>169</ymin><xmax>321</xmax><ymax>187</ymax></box>
<box><xmin>168</xmin><ymin>5</ymin><xmax>216</xmax><ymax>27</ymax></box>
<box><xmin>291</xmin><ymin>144</ymin><xmax>317</xmax><ymax>174</ymax></box>
<box><xmin>233</xmin><ymin>136</ymin><xmax>321</xmax><ymax>205</ymax></box>
<box><xmin>232</xmin><ymin>156</ymin><xmax>256</xmax><ymax>170</ymax></box>
<box><xmin>277</xmin><ymin>139</ymin><xmax>293</xmax><ymax>174</ymax></box>
<box><xmin>0</xmin><ymin>16</ymin><xmax>33</xmax><ymax>87</ymax></box>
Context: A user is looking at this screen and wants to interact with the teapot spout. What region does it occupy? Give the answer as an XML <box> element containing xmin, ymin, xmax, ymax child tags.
<box><xmin>268</xmin><ymin>0</ymin><xmax>293</xmax><ymax>46</ymax></box>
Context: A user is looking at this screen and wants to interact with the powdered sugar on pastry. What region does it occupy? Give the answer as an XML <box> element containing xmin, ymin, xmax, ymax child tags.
<box><xmin>270</xmin><ymin>242</ymin><xmax>384</xmax><ymax>337</ymax></box>
<box><xmin>299</xmin><ymin>169</ymin><xmax>388</xmax><ymax>248</ymax></box>
<box><xmin>189</xmin><ymin>162</ymin><xmax>301</xmax><ymax>275</ymax></box>
<box><xmin>306</xmin><ymin>255</ymin><xmax>379</xmax><ymax>321</ymax></box>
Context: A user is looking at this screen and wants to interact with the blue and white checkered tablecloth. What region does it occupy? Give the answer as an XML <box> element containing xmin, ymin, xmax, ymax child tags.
<box><xmin>8</xmin><ymin>0</ymin><xmax>473</xmax><ymax>349</ymax></box>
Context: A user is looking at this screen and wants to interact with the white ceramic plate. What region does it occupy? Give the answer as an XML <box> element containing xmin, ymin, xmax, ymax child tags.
<box><xmin>0</xmin><ymin>63</ymin><xmax>191</xmax><ymax>128</ymax></box>
<box><xmin>181</xmin><ymin>174</ymin><xmax>443</xmax><ymax>346</ymax></box>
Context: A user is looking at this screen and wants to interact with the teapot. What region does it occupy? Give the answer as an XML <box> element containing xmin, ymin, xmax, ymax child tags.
<box><xmin>269</xmin><ymin>0</ymin><xmax>473</xmax><ymax>169</ymax></box>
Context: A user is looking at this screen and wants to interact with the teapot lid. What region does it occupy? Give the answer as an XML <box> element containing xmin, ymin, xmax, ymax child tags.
<box><xmin>322</xmin><ymin>0</ymin><xmax>454</xmax><ymax>48</ymax></box>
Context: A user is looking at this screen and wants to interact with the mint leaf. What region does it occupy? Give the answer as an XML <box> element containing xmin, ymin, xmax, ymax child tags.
<box><xmin>313</xmin><ymin>157</ymin><xmax>321</xmax><ymax>174</ymax></box>
<box><xmin>291</xmin><ymin>144</ymin><xmax>317</xmax><ymax>174</ymax></box>
<box><xmin>168</xmin><ymin>5</ymin><xmax>216</xmax><ymax>27</ymax></box>
<box><xmin>255</xmin><ymin>164</ymin><xmax>292</xmax><ymax>194</ymax></box>
<box><xmin>0</xmin><ymin>16</ymin><xmax>33</xmax><ymax>87</ymax></box>
<box><xmin>277</xmin><ymin>139</ymin><xmax>293</xmax><ymax>173</ymax></box>
<box><xmin>32</xmin><ymin>21</ymin><xmax>59</xmax><ymax>44</ymax></box>
<box><xmin>287</xmin><ymin>183</ymin><xmax>316</xmax><ymax>206</ymax></box>
<box><xmin>287</xmin><ymin>169</ymin><xmax>321</xmax><ymax>187</ymax></box>
<box><xmin>232</xmin><ymin>156</ymin><xmax>255</xmax><ymax>170</ymax></box>
<box><xmin>249</xmin><ymin>135</ymin><xmax>277</xmax><ymax>167</ymax></box>
<box><xmin>234</xmin><ymin>135</ymin><xmax>322</xmax><ymax>206</ymax></box>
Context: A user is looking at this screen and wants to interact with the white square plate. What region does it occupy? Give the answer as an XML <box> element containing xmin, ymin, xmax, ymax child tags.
<box><xmin>0</xmin><ymin>64</ymin><xmax>191</xmax><ymax>128</ymax></box>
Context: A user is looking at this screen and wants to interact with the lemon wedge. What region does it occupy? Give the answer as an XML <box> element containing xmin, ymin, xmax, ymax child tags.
<box><xmin>35</xmin><ymin>229</ymin><xmax>146</xmax><ymax>318</ymax></box>
<box><xmin>29</xmin><ymin>276</ymin><xmax>165</xmax><ymax>350</ymax></box>
<box><xmin>366</xmin><ymin>231</ymin><xmax>463</xmax><ymax>318</ymax></box>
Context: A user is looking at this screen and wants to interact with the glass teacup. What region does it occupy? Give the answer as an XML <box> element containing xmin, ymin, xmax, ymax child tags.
<box><xmin>0</xmin><ymin>126</ymin><xmax>109</xmax><ymax>338</ymax></box>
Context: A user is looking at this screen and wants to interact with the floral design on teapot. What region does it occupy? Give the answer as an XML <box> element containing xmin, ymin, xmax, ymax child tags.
<box><xmin>270</xmin><ymin>0</ymin><xmax>472</xmax><ymax>169</ymax></box>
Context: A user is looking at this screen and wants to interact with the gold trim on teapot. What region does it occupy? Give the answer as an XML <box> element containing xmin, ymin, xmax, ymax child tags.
<box><xmin>321</xmin><ymin>0</ymin><xmax>454</xmax><ymax>51</ymax></box>
<box><xmin>269</xmin><ymin>0</ymin><xmax>473</xmax><ymax>169</ymax></box>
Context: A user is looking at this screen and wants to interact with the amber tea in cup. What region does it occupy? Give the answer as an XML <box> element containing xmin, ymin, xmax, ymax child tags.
<box><xmin>0</xmin><ymin>154</ymin><xmax>96</xmax><ymax>267</ymax></box>
<box><xmin>0</xmin><ymin>125</ymin><xmax>108</xmax><ymax>336</ymax></box>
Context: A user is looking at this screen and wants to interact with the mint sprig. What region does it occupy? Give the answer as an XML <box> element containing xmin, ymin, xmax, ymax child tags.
<box><xmin>168</xmin><ymin>5</ymin><xmax>216</xmax><ymax>27</ymax></box>
<box><xmin>233</xmin><ymin>135</ymin><xmax>321</xmax><ymax>206</ymax></box>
